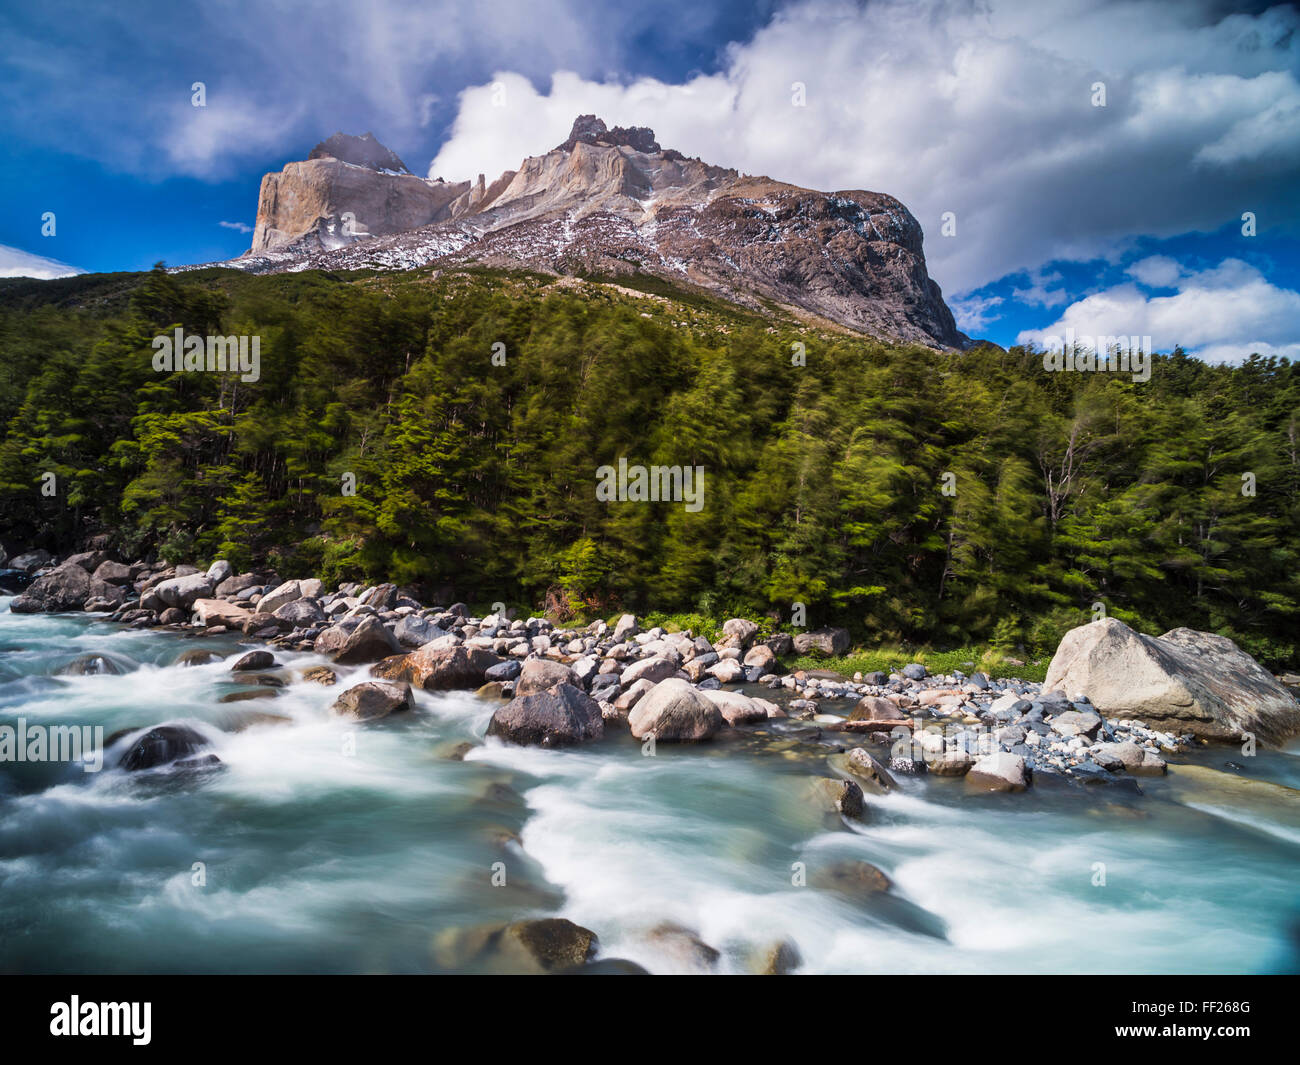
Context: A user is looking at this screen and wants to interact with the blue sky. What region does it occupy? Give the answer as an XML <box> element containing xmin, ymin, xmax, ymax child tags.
<box><xmin>2</xmin><ymin>0</ymin><xmax>1297</xmax><ymax>359</ymax></box>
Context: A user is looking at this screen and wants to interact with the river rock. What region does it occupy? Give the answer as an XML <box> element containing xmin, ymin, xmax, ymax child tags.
<box><xmin>215</xmin><ymin>572</ymin><xmax>261</xmax><ymax>596</ymax></box>
<box><xmin>273</xmin><ymin>598</ymin><xmax>326</xmax><ymax>628</ymax></box>
<box><xmin>792</xmin><ymin>627</ymin><xmax>850</xmax><ymax>656</ymax></box>
<box><xmin>315</xmin><ymin>615</ymin><xmax>401</xmax><ymax>664</ymax></box>
<box><xmin>11</xmin><ymin>562</ymin><xmax>93</xmax><ymax>612</ymax></box>
<box><xmin>514</xmin><ymin>658</ymin><xmax>575</xmax><ymax>696</ymax></box>
<box><xmin>619</xmin><ymin>655</ymin><xmax>680</xmax><ymax>687</ymax></box>
<box><xmin>231</xmin><ymin>650</ymin><xmax>276</xmax><ymax>672</ymax></box>
<box><xmin>497</xmin><ymin>918</ymin><xmax>598</xmax><ymax>972</ymax></box>
<box><xmin>153</xmin><ymin>573</ymin><xmax>214</xmax><ymax>610</ymax></box>
<box><xmin>10</xmin><ymin>549</ymin><xmax>52</xmax><ymax>572</ymax></box>
<box><xmin>191</xmin><ymin>598</ymin><xmax>252</xmax><ymax>627</ymax></box>
<box><xmin>91</xmin><ymin>560</ymin><xmax>133</xmax><ymax>585</ymax></box>
<box><xmin>330</xmin><ymin>680</ymin><xmax>412</xmax><ymax>721</ymax></box>
<box><xmin>487</xmin><ymin>682</ymin><xmax>604</xmax><ymax>746</ymax></box>
<box><xmin>1044</xmin><ymin>618</ymin><xmax>1300</xmax><ymax>743</ymax></box>
<box><xmin>930</xmin><ymin>750</ymin><xmax>974</xmax><ymax>776</ymax></box>
<box><xmin>843</xmin><ymin>746</ymin><xmax>898</xmax><ymax>792</ymax></box>
<box><xmin>850</xmin><ymin>695</ymin><xmax>901</xmax><ymax>721</ymax></box>
<box><xmin>966</xmin><ymin>751</ymin><xmax>1029</xmax><ymax>792</ymax></box>
<box><xmin>701</xmin><ymin>688</ymin><xmax>767</xmax><ymax>725</ymax></box>
<box><xmin>206</xmin><ymin>559</ymin><xmax>233</xmax><ymax>584</ymax></box>
<box><xmin>407</xmin><ymin>643</ymin><xmax>499</xmax><ymax>690</ymax></box>
<box><xmin>254</xmin><ymin>580</ymin><xmax>301</xmax><ymax>615</ymax></box>
<box><xmin>721</xmin><ymin>618</ymin><xmax>760</xmax><ymax>648</ymax></box>
<box><xmin>118</xmin><ymin>724</ymin><xmax>212</xmax><ymax>771</ymax></box>
<box><xmin>612</xmin><ymin>614</ymin><xmax>638</xmax><ymax>642</ymax></box>
<box><xmin>627</xmin><ymin>678</ymin><xmax>723</xmax><ymax>741</ymax></box>
<box><xmin>394</xmin><ymin>614</ymin><xmax>443</xmax><ymax>648</ymax></box>
<box><xmin>485</xmin><ymin>659</ymin><xmax>522</xmax><ymax>682</ymax></box>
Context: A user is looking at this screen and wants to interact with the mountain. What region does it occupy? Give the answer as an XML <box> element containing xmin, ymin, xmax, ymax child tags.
<box><xmin>235</xmin><ymin>116</ymin><xmax>968</xmax><ymax>348</ymax></box>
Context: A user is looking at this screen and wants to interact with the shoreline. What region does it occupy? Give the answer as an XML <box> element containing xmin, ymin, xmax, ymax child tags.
<box><xmin>1</xmin><ymin>548</ymin><xmax>1226</xmax><ymax>791</ymax></box>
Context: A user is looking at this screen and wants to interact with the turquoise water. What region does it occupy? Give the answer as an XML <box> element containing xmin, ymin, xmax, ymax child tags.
<box><xmin>2</xmin><ymin>599</ymin><xmax>1298</xmax><ymax>974</ymax></box>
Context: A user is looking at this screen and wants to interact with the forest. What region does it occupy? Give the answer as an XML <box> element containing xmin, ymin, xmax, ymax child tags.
<box><xmin>1</xmin><ymin>263</ymin><xmax>1297</xmax><ymax>665</ymax></box>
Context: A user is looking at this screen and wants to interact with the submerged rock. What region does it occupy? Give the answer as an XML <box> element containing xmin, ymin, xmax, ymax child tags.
<box><xmin>330</xmin><ymin>680</ymin><xmax>412</xmax><ymax>721</ymax></box>
<box><xmin>118</xmin><ymin>724</ymin><xmax>212</xmax><ymax>771</ymax></box>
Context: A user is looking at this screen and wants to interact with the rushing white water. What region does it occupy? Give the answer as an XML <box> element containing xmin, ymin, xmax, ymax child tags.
<box><xmin>2</xmin><ymin>599</ymin><xmax>1298</xmax><ymax>974</ymax></box>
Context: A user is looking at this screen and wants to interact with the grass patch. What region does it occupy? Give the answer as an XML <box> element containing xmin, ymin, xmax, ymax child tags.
<box><xmin>785</xmin><ymin>646</ymin><xmax>1049</xmax><ymax>683</ymax></box>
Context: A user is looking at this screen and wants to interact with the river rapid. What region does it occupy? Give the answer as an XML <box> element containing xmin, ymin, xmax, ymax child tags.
<box><xmin>2</xmin><ymin>600</ymin><xmax>1298</xmax><ymax>974</ymax></box>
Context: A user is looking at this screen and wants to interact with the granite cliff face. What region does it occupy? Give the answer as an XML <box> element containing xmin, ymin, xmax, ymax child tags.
<box><xmin>240</xmin><ymin>117</ymin><xmax>967</xmax><ymax>348</ymax></box>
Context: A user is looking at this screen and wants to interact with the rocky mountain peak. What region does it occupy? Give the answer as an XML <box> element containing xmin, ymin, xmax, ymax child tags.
<box><xmin>309</xmin><ymin>131</ymin><xmax>411</xmax><ymax>174</ymax></box>
<box><xmin>553</xmin><ymin>115</ymin><xmax>662</xmax><ymax>155</ymax></box>
<box><xmin>237</xmin><ymin>116</ymin><xmax>969</xmax><ymax>349</ymax></box>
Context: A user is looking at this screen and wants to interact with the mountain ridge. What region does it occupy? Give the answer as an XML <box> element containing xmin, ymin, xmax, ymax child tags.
<box><xmin>237</xmin><ymin>116</ymin><xmax>968</xmax><ymax>348</ymax></box>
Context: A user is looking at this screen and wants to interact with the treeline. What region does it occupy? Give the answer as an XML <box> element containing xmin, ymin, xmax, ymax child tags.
<box><xmin>1</xmin><ymin>265</ymin><xmax>1297</xmax><ymax>664</ymax></box>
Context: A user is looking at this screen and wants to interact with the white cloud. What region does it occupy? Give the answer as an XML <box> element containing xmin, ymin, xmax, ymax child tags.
<box><xmin>1011</xmin><ymin>268</ymin><xmax>1069</xmax><ymax>308</ymax></box>
<box><xmin>0</xmin><ymin>244</ymin><xmax>83</xmax><ymax>280</ymax></box>
<box><xmin>1016</xmin><ymin>258</ymin><xmax>1300</xmax><ymax>364</ymax></box>
<box><xmin>427</xmin><ymin>0</ymin><xmax>1300</xmax><ymax>295</ymax></box>
<box><xmin>1125</xmin><ymin>255</ymin><xmax>1183</xmax><ymax>288</ymax></box>
<box><xmin>219</xmin><ymin>220</ymin><xmax>254</xmax><ymax>234</ymax></box>
<box><xmin>950</xmin><ymin>293</ymin><xmax>1004</xmax><ymax>333</ymax></box>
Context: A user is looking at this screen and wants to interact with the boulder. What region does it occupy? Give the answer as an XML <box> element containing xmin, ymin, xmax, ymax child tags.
<box><xmin>486</xmin><ymin>683</ymin><xmax>604</xmax><ymax>747</ymax></box>
<box><xmin>485</xmin><ymin>659</ymin><xmax>523</xmax><ymax>682</ymax></box>
<box><xmin>206</xmin><ymin>559</ymin><xmax>233</xmax><ymax>584</ymax></box>
<box><xmin>394</xmin><ymin>614</ymin><xmax>443</xmax><ymax>649</ymax></box>
<box><xmin>627</xmin><ymin>678</ymin><xmax>724</xmax><ymax>741</ymax></box>
<box><xmin>330</xmin><ymin>681</ymin><xmax>412</xmax><ymax>721</ymax></box>
<box><xmin>514</xmin><ymin>658</ymin><xmax>575</xmax><ymax>696</ymax></box>
<box><xmin>849</xmin><ymin>695</ymin><xmax>901</xmax><ymax>722</ymax></box>
<box><xmin>315</xmin><ymin>615</ymin><xmax>401</xmax><ymax>664</ymax></box>
<box><xmin>721</xmin><ymin>618</ymin><xmax>760</xmax><ymax>648</ymax></box>
<box><xmin>10</xmin><ymin>549</ymin><xmax>52</xmax><ymax>572</ymax></box>
<box><xmin>215</xmin><ymin>572</ymin><xmax>261</xmax><ymax>596</ymax></box>
<box><xmin>706</xmin><ymin>659</ymin><xmax>745</xmax><ymax>683</ymax></box>
<box><xmin>117</xmin><ymin>724</ymin><xmax>211</xmax><ymax>771</ymax></box>
<box><xmin>272</xmin><ymin>599</ymin><xmax>326</xmax><ymax>628</ymax></box>
<box><xmin>931</xmin><ymin>750</ymin><xmax>974</xmax><ymax>776</ymax></box>
<box><xmin>9</xmin><ymin>562</ymin><xmax>91</xmax><ymax>612</ymax></box>
<box><xmin>700</xmin><ymin>688</ymin><xmax>768</xmax><ymax>725</ymax></box>
<box><xmin>620</xmin><ymin>656</ymin><xmax>679</xmax><ymax>688</ymax></box>
<box><xmin>612</xmin><ymin>613</ymin><xmax>638</xmax><ymax>642</ymax></box>
<box><xmin>743</xmin><ymin>643</ymin><xmax>777</xmax><ymax>672</ymax></box>
<box><xmin>1044</xmin><ymin>618</ymin><xmax>1300</xmax><ymax>743</ymax></box>
<box><xmin>966</xmin><ymin>752</ymin><xmax>1029</xmax><ymax>793</ymax></box>
<box><xmin>231</xmin><ymin>650</ymin><xmax>276</xmax><ymax>672</ymax></box>
<box><xmin>191</xmin><ymin>598</ymin><xmax>252</xmax><ymax>627</ymax></box>
<box><xmin>255</xmin><ymin>580</ymin><xmax>302</xmax><ymax>615</ymax></box>
<box><xmin>843</xmin><ymin>747</ymin><xmax>898</xmax><ymax>793</ymax></box>
<box><xmin>792</xmin><ymin>627</ymin><xmax>850</xmax><ymax>656</ymax></box>
<box><xmin>497</xmin><ymin>918</ymin><xmax>598</xmax><ymax>972</ymax></box>
<box><xmin>153</xmin><ymin>573</ymin><xmax>213</xmax><ymax>610</ymax></box>
<box><xmin>407</xmin><ymin>644</ymin><xmax>499</xmax><ymax>690</ymax></box>
<box><xmin>805</xmin><ymin>776</ymin><xmax>866</xmax><ymax>820</ymax></box>
<box><xmin>91</xmin><ymin>560</ymin><xmax>133</xmax><ymax>585</ymax></box>
<box><xmin>614</xmin><ymin>679</ymin><xmax>656</xmax><ymax>712</ymax></box>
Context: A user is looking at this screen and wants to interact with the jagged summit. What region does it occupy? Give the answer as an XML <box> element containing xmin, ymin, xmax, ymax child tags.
<box><xmin>552</xmin><ymin>114</ymin><xmax>666</xmax><ymax>156</ymax></box>
<box><xmin>308</xmin><ymin>131</ymin><xmax>411</xmax><ymax>174</ymax></box>
<box><xmin>235</xmin><ymin>116</ymin><xmax>968</xmax><ymax>348</ymax></box>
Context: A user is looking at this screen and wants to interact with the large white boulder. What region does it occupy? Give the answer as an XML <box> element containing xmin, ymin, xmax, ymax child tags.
<box><xmin>1045</xmin><ymin>619</ymin><xmax>1299</xmax><ymax>744</ymax></box>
